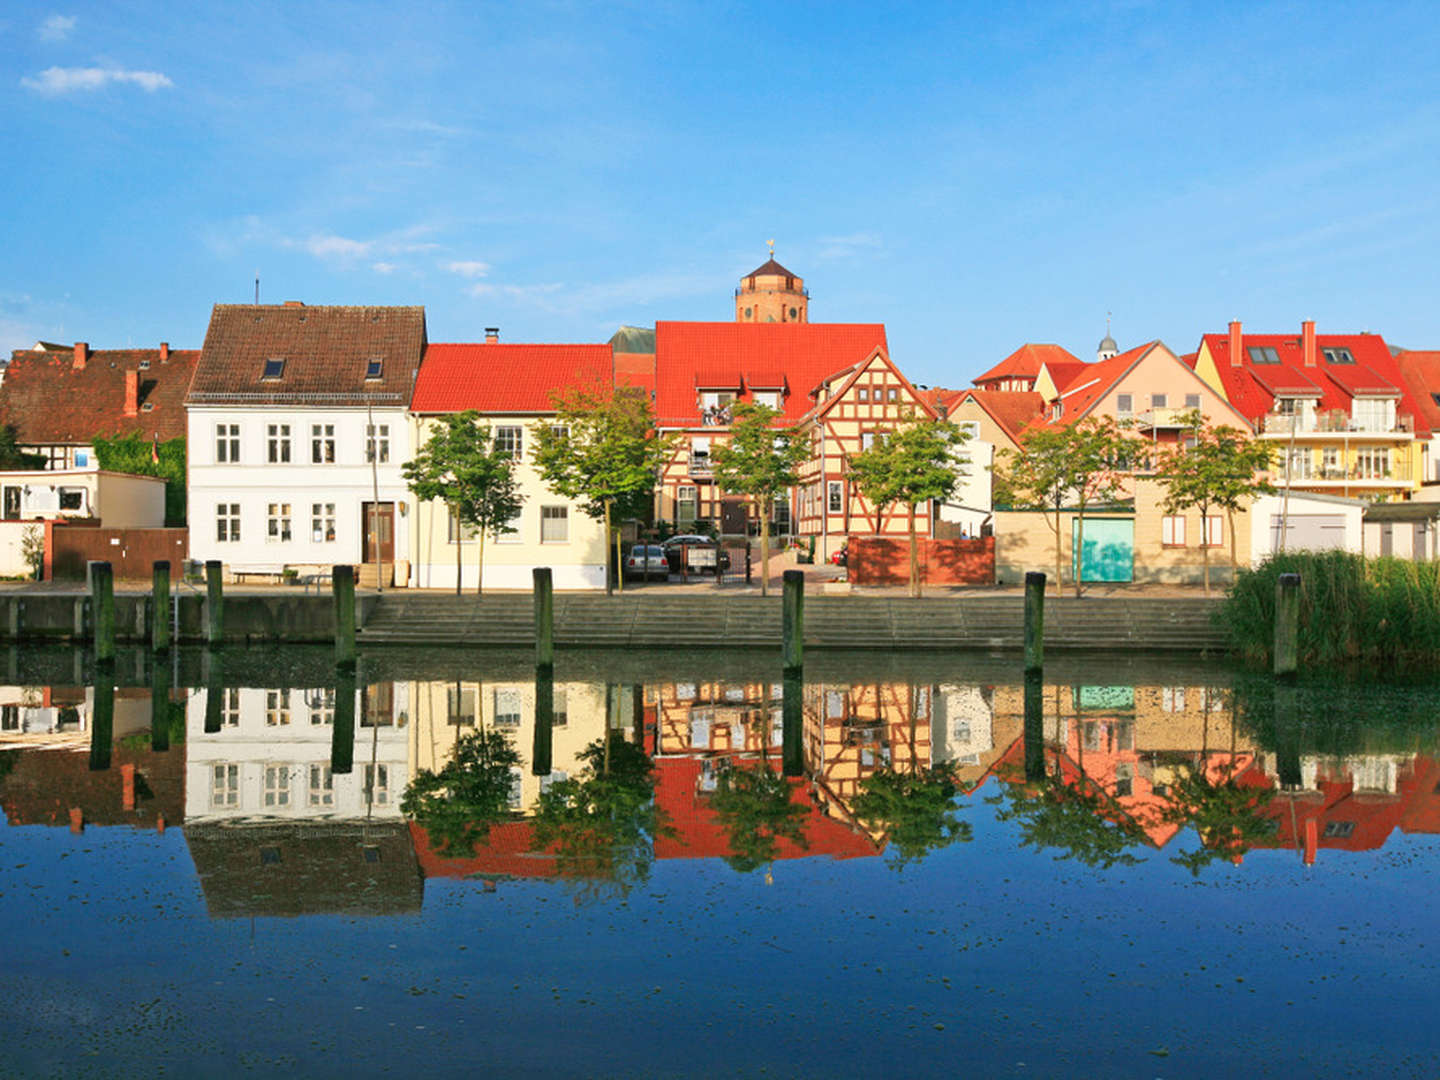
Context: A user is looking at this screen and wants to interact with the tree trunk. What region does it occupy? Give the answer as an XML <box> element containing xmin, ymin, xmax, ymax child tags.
<box><xmin>1227</xmin><ymin>507</ymin><xmax>1238</xmax><ymax>577</ymax></box>
<box><xmin>759</xmin><ymin>497</ymin><xmax>771</xmax><ymax>597</ymax></box>
<box><xmin>908</xmin><ymin>501</ymin><xmax>920</xmax><ymax>598</ymax></box>
<box><xmin>453</xmin><ymin>504</ymin><xmax>462</xmax><ymax>597</ymax></box>
<box><xmin>605</xmin><ymin>500</ymin><xmax>616</xmax><ymax>596</ymax></box>
<box><xmin>1202</xmin><ymin>519</ymin><xmax>1210</xmax><ymax>598</ymax></box>
<box><xmin>476</xmin><ymin>528</ymin><xmax>486</xmax><ymax>596</ymax></box>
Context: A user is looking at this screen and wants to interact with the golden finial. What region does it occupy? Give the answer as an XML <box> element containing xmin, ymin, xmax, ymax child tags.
<box><xmin>767</xmin><ymin>238</ymin><xmax>775</xmax><ymax>258</ymax></box>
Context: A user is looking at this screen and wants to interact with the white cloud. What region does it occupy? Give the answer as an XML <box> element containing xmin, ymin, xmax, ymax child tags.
<box><xmin>300</xmin><ymin>234</ymin><xmax>372</xmax><ymax>261</ymax></box>
<box><xmin>466</xmin><ymin>282</ymin><xmax>564</xmax><ymax>300</ymax></box>
<box><xmin>21</xmin><ymin>65</ymin><xmax>173</xmax><ymax>95</ymax></box>
<box><xmin>443</xmin><ymin>260</ymin><xmax>490</xmax><ymax>278</ymax></box>
<box><xmin>816</xmin><ymin>232</ymin><xmax>883</xmax><ymax>260</ymax></box>
<box><xmin>38</xmin><ymin>14</ymin><xmax>76</xmax><ymax>42</ymax></box>
<box><xmin>371</xmin><ymin>261</ymin><xmax>397</xmax><ymax>275</ymax></box>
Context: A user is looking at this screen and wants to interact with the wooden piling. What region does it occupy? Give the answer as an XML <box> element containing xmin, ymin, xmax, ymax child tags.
<box><xmin>532</xmin><ymin>665</ymin><xmax>554</xmax><ymax>777</ymax></box>
<box><xmin>89</xmin><ymin>677</ymin><xmax>113</xmax><ymax>772</ymax></box>
<box><xmin>1024</xmin><ymin>571</ymin><xmax>1045</xmax><ymax>674</ymax></box>
<box><xmin>331</xmin><ymin>668</ymin><xmax>356</xmax><ymax>774</ymax></box>
<box><xmin>533</xmin><ymin>567</ymin><xmax>554</xmax><ymax>672</ymax></box>
<box><xmin>782</xmin><ymin>669</ymin><xmax>804</xmax><ymax>778</ymax></box>
<box><xmin>151</xmin><ymin>560</ymin><xmax>171</xmax><ymax>651</ymax></box>
<box><xmin>333</xmin><ymin>564</ymin><xmax>357</xmax><ymax>669</ymax></box>
<box><xmin>1023</xmin><ymin>669</ymin><xmax>1045</xmax><ymax>782</ymax></box>
<box><xmin>91</xmin><ymin>561</ymin><xmax>115</xmax><ymax>665</ymax></box>
<box><xmin>1274</xmin><ymin>572</ymin><xmax>1300</xmax><ymax>679</ymax></box>
<box><xmin>782</xmin><ymin>570</ymin><xmax>804</xmax><ymax>673</ymax></box>
<box><xmin>150</xmin><ymin>658</ymin><xmax>171</xmax><ymax>753</ymax></box>
<box><xmin>205</xmin><ymin>560</ymin><xmax>224</xmax><ymax>647</ymax></box>
<box><xmin>203</xmin><ymin>652</ymin><xmax>224</xmax><ymax>733</ymax></box>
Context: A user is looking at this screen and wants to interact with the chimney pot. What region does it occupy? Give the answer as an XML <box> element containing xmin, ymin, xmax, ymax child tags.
<box><xmin>283</xmin><ymin>300</ymin><xmax>304</xmax><ymax>307</ymax></box>
<box><xmin>1228</xmin><ymin>321</ymin><xmax>1242</xmax><ymax>367</ymax></box>
<box><xmin>159</xmin><ymin>342</ymin><xmax>169</xmax><ymax>362</ymax></box>
<box><xmin>1302</xmin><ymin>320</ymin><xmax>1316</xmax><ymax>367</ymax></box>
<box><xmin>485</xmin><ymin>327</ymin><xmax>499</xmax><ymax>344</ymax></box>
<box><xmin>123</xmin><ymin>370</ymin><xmax>139</xmax><ymax>417</ymax></box>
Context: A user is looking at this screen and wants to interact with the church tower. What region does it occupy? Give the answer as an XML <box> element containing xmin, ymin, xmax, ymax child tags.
<box><xmin>1097</xmin><ymin>314</ymin><xmax>1119</xmax><ymax>362</ymax></box>
<box><xmin>735</xmin><ymin>242</ymin><xmax>808</xmax><ymax>323</ymax></box>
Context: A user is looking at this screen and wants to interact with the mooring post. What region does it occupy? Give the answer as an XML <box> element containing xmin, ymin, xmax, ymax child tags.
<box><xmin>532</xmin><ymin>664</ymin><xmax>555</xmax><ymax>777</ymax></box>
<box><xmin>533</xmin><ymin>567</ymin><xmax>554</xmax><ymax>672</ymax></box>
<box><xmin>782</xmin><ymin>668</ymin><xmax>804</xmax><ymax>777</ymax></box>
<box><xmin>1274</xmin><ymin>572</ymin><xmax>1300</xmax><ymax>680</ymax></box>
<box><xmin>205</xmin><ymin>560</ymin><xmax>224</xmax><ymax>647</ymax></box>
<box><xmin>331</xmin><ymin>667</ymin><xmax>356</xmax><ymax>775</ymax></box>
<box><xmin>203</xmin><ymin>651</ymin><xmax>224</xmax><ymax>733</ymax></box>
<box><xmin>150</xmin><ymin>657</ymin><xmax>171</xmax><ymax>753</ymax></box>
<box><xmin>333</xmin><ymin>564</ymin><xmax>357</xmax><ymax>669</ymax></box>
<box><xmin>151</xmin><ymin>560</ymin><xmax>171</xmax><ymax>651</ymax></box>
<box><xmin>782</xmin><ymin>569</ymin><xmax>804</xmax><ymax>673</ymax></box>
<box><xmin>1024</xmin><ymin>571</ymin><xmax>1045</xmax><ymax>674</ymax></box>
<box><xmin>89</xmin><ymin>676</ymin><xmax>114</xmax><ymax>772</ymax></box>
<box><xmin>90</xmin><ymin>561</ymin><xmax>116</xmax><ymax>665</ymax></box>
<box><xmin>6</xmin><ymin>599</ymin><xmax>20</xmax><ymax>641</ymax></box>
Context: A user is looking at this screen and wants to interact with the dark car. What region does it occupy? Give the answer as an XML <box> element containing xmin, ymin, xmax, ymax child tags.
<box><xmin>662</xmin><ymin>534</ymin><xmax>730</xmax><ymax>575</ymax></box>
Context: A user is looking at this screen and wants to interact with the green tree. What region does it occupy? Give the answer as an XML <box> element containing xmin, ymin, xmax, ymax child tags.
<box><xmin>403</xmin><ymin>411</ymin><xmax>523</xmax><ymax>595</ymax></box>
<box><xmin>709</xmin><ymin>761</ymin><xmax>809</xmax><ymax>873</ymax></box>
<box><xmin>533</xmin><ymin>383</ymin><xmax>675</xmax><ymax>595</ymax></box>
<box><xmin>1156</xmin><ymin>762</ymin><xmax>1276</xmax><ymax>876</ymax></box>
<box><xmin>1154</xmin><ymin>412</ymin><xmax>1275</xmax><ymax>595</ymax></box>
<box><xmin>996</xmin><ymin>416</ymin><xmax>1130</xmax><ymax>597</ymax></box>
<box><xmin>0</xmin><ymin>425</ymin><xmax>44</xmax><ymax>471</ymax></box>
<box><xmin>851</xmin><ymin>764</ymin><xmax>972</xmax><ymax>868</ymax></box>
<box><xmin>847</xmin><ymin>413</ymin><xmax>969</xmax><ymax>597</ymax></box>
<box><xmin>987</xmin><ymin>764</ymin><xmax>1147</xmax><ymax>869</ymax></box>
<box><xmin>710</xmin><ymin>402</ymin><xmax>807</xmax><ymax>596</ymax></box>
<box><xmin>91</xmin><ymin>433</ymin><xmax>187</xmax><ymax>525</ymax></box>
<box><xmin>401</xmin><ymin>728</ymin><xmax>522</xmax><ymax>856</ymax></box>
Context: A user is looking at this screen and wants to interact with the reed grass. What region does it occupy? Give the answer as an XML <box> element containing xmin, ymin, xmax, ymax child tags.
<box><xmin>1222</xmin><ymin>551</ymin><xmax>1440</xmax><ymax>670</ymax></box>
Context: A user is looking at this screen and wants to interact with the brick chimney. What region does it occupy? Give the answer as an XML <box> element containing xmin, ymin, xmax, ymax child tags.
<box><xmin>1302</xmin><ymin>320</ymin><xmax>1316</xmax><ymax>367</ymax></box>
<box><xmin>123</xmin><ymin>370</ymin><xmax>139</xmax><ymax>417</ymax></box>
<box><xmin>1228</xmin><ymin>321</ymin><xmax>1242</xmax><ymax>367</ymax></box>
<box><xmin>485</xmin><ymin>327</ymin><xmax>499</xmax><ymax>344</ymax></box>
<box><xmin>283</xmin><ymin>300</ymin><xmax>304</xmax><ymax>307</ymax></box>
<box><xmin>73</xmin><ymin>342</ymin><xmax>88</xmax><ymax>370</ymax></box>
<box><xmin>159</xmin><ymin>341</ymin><xmax>169</xmax><ymax>362</ymax></box>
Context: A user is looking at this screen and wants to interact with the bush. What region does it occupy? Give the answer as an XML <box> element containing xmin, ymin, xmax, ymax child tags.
<box><xmin>1222</xmin><ymin>551</ymin><xmax>1440</xmax><ymax>670</ymax></box>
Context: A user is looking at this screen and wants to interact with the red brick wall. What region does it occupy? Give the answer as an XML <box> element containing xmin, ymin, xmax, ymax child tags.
<box><xmin>848</xmin><ymin>535</ymin><xmax>994</xmax><ymax>586</ymax></box>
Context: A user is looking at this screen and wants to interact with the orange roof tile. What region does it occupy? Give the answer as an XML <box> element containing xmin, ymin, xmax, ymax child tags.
<box><xmin>974</xmin><ymin>343</ymin><xmax>1079</xmax><ymax>386</ymax></box>
<box><xmin>1393</xmin><ymin>351</ymin><xmax>1440</xmax><ymax>435</ymax></box>
<box><xmin>955</xmin><ymin>389</ymin><xmax>1044</xmax><ymax>444</ymax></box>
<box><xmin>411</xmin><ymin>342</ymin><xmax>613</xmax><ymax>413</ymax></box>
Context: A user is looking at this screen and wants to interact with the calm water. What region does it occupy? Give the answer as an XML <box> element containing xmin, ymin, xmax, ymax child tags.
<box><xmin>1</xmin><ymin>645</ymin><xmax>1438</xmax><ymax>1078</ymax></box>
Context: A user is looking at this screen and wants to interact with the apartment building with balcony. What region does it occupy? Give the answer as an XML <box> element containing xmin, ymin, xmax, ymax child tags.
<box><xmin>1191</xmin><ymin>321</ymin><xmax>1429</xmax><ymax>499</ymax></box>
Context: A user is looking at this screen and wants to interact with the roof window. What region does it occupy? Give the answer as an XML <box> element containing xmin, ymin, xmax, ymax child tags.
<box><xmin>1322</xmin><ymin>347</ymin><xmax>1355</xmax><ymax>364</ymax></box>
<box><xmin>1247</xmin><ymin>346</ymin><xmax>1281</xmax><ymax>364</ymax></box>
<box><xmin>139</xmin><ymin>359</ymin><xmax>150</xmax><ymax>370</ymax></box>
<box><xmin>365</xmin><ymin>358</ymin><xmax>383</xmax><ymax>380</ymax></box>
<box><xmin>261</xmin><ymin>357</ymin><xmax>285</xmax><ymax>380</ymax></box>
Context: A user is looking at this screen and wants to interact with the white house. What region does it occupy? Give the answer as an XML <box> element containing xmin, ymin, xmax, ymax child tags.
<box><xmin>185</xmin><ymin>304</ymin><xmax>425</xmax><ymax>586</ymax></box>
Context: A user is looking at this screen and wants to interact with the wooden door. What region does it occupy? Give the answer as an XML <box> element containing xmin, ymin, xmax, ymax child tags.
<box><xmin>362</xmin><ymin>502</ymin><xmax>395</xmax><ymax>562</ymax></box>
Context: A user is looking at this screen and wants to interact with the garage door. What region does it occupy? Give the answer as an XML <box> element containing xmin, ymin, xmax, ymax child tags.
<box><xmin>1072</xmin><ymin>517</ymin><xmax>1133</xmax><ymax>582</ymax></box>
<box><xmin>1270</xmin><ymin>514</ymin><xmax>1346</xmax><ymax>552</ymax></box>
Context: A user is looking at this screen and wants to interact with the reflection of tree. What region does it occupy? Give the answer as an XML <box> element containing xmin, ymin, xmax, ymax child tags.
<box><xmin>530</xmin><ymin>734</ymin><xmax>670</xmax><ymax>897</ymax></box>
<box><xmin>401</xmin><ymin>729</ymin><xmax>520</xmax><ymax>856</ymax></box>
<box><xmin>710</xmin><ymin>762</ymin><xmax>809</xmax><ymax>873</ymax></box>
<box><xmin>988</xmin><ymin>762</ymin><xmax>1145</xmax><ymax>869</ymax></box>
<box><xmin>851</xmin><ymin>766</ymin><xmax>971</xmax><ymax>868</ymax></box>
<box><xmin>1157</xmin><ymin>764</ymin><xmax>1275</xmax><ymax>876</ymax></box>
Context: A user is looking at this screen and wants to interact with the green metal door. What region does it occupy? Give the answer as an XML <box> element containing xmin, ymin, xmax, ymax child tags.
<box><xmin>1071</xmin><ymin>517</ymin><xmax>1133</xmax><ymax>583</ymax></box>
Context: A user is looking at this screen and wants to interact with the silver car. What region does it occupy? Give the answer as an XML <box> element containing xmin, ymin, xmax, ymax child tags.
<box><xmin>624</xmin><ymin>543</ymin><xmax>670</xmax><ymax>580</ymax></box>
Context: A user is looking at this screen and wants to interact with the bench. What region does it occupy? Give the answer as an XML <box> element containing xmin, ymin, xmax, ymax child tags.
<box><xmin>231</xmin><ymin>569</ymin><xmax>286</xmax><ymax>585</ymax></box>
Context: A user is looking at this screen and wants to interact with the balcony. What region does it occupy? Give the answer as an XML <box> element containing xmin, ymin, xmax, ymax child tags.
<box><xmin>687</xmin><ymin>455</ymin><xmax>713</xmax><ymax>477</ymax></box>
<box><xmin>1131</xmin><ymin>407</ymin><xmax>1197</xmax><ymax>429</ymax></box>
<box><xmin>1259</xmin><ymin>412</ymin><xmax>1414</xmax><ymax>436</ymax></box>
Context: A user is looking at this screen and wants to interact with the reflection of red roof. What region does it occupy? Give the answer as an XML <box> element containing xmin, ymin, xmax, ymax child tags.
<box><xmin>412</xmin><ymin>343</ymin><xmax>613</xmax><ymax>413</ymax></box>
<box><xmin>1393</xmin><ymin>352</ymin><xmax>1440</xmax><ymax>435</ymax></box>
<box><xmin>653</xmin><ymin>322</ymin><xmax>887</xmax><ymax>427</ymax></box>
<box><xmin>653</xmin><ymin>757</ymin><xmax>880</xmax><ymax>862</ymax></box>
<box><xmin>409</xmin><ymin>819</ymin><xmax>561</xmax><ymax>880</ymax></box>
<box><xmin>0</xmin><ymin>745</ymin><xmax>183</xmax><ymax>828</ymax></box>
<box><xmin>1200</xmin><ymin>329</ymin><xmax>1428</xmax><ymax>435</ymax></box>
<box><xmin>954</xmin><ymin>389</ymin><xmax>1044</xmax><ymax>445</ymax></box>
<box><xmin>974</xmin><ymin>344</ymin><xmax>1078</xmax><ymax>387</ymax></box>
<box><xmin>1254</xmin><ymin>758</ymin><xmax>1432</xmax><ymax>857</ymax></box>
<box><xmin>1400</xmin><ymin>757</ymin><xmax>1440</xmax><ymax>835</ymax></box>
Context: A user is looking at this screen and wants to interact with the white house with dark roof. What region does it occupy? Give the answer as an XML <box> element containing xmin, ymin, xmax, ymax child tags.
<box><xmin>185</xmin><ymin>303</ymin><xmax>425</xmax><ymax>585</ymax></box>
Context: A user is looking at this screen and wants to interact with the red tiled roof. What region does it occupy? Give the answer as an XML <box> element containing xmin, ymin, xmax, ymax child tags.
<box><xmin>653</xmin><ymin>321</ymin><xmax>887</xmax><ymax>427</ymax></box>
<box><xmin>412</xmin><ymin>342</ymin><xmax>613</xmax><ymax>413</ymax></box>
<box><xmin>188</xmin><ymin>304</ymin><xmax>425</xmax><ymax>408</ymax></box>
<box><xmin>1200</xmin><ymin>329</ymin><xmax>1428</xmax><ymax>435</ymax></box>
<box><xmin>954</xmin><ymin>389</ymin><xmax>1044</xmax><ymax>444</ymax></box>
<box><xmin>1393</xmin><ymin>352</ymin><xmax>1440</xmax><ymax>435</ymax></box>
<box><xmin>1040</xmin><ymin>360</ymin><xmax>1092</xmax><ymax>396</ymax></box>
<box><xmin>0</xmin><ymin>345</ymin><xmax>197</xmax><ymax>444</ymax></box>
<box><xmin>1034</xmin><ymin>343</ymin><xmax>1153</xmax><ymax>427</ymax></box>
<box><xmin>974</xmin><ymin>343</ymin><xmax>1079</xmax><ymax>386</ymax></box>
<box><xmin>613</xmin><ymin>351</ymin><xmax>656</xmax><ymax>397</ymax></box>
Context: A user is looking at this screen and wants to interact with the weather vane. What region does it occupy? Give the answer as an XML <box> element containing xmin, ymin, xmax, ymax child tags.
<box><xmin>767</xmin><ymin>238</ymin><xmax>775</xmax><ymax>258</ymax></box>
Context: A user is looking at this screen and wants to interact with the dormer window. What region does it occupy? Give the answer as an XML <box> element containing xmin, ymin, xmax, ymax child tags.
<box><xmin>366</xmin><ymin>358</ymin><xmax>383</xmax><ymax>380</ymax></box>
<box><xmin>1247</xmin><ymin>346</ymin><xmax>1281</xmax><ymax>364</ymax></box>
<box><xmin>262</xmin><ymin>357</ymin><xmax>285</xmax><ymax>380</ymax></box>
<box><xmin>1322</xmin><ymin>347</ymin><xmax>1355</xmax><ymax>364</ymax></box>
<box><xmin>139</xmin><ymin>359</ymin><xmax>150</xmax><ymax>370</ymax></box>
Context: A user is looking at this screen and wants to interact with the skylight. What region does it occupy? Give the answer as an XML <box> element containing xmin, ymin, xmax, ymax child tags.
<box><xmin>261</xmin><ymin>357</ymin><xmax>285</xmax><ymax>380</ymax></box>
<box><xmin>1247</xmin><ymin>346</ymin><xmax>1281</xmax><ymax>364</ymax></box>
<box><xmin>1322</xmin><ymin>347</ymin><xmax>1355</xmax><ymax>364</ymax></box>
<box><xmin>365</xmin><ymin>358</ymin><xmax>383</xmax><ymax>380</ymax></box>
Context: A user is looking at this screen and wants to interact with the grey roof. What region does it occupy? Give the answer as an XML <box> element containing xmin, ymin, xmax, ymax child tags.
<box><xmin>609</xmin><ymin>325</ymin><xmax>655</xmax><ymax>354</ymax></box>
<box><xmin>744</xmin><ymin>257</ymin><xmax>797</xmax><ymax>281</ymax></box>
<box><xmin>1098</xmin><ymin>334</ymin><xmax>1119</xmax><ymax>353</ymax></box>
<box><xmin>1364</xmin><ymin>501</ymin><xmax>1440</xmax><ymax>522</ymax></box>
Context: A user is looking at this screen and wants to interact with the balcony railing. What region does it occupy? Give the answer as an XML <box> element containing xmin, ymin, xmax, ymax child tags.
<box><xmin>1259</xmin><ymin>412</ymin><xmax>1414</xmax><ymax>435</ymax></box>
<box><xmin>688</xmin><ymin>455</ymin><xmax>713</xmax><ymax>476</ymax></box>
<box><xmin>1131</xmin><ymin>407</ymin><xmax>1196</xmax><ymax>429</ymax></box>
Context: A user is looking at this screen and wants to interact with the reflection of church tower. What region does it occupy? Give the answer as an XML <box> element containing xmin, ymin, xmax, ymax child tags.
<box><xmin>735</xmin><ymin>243</ymin><xmax>808</xmax><ymax>323</ymax></box>
<box><xmin>1097</xmin><ymin>314</ymin><xmax>1119</xmax><ymax>362</ymax></box>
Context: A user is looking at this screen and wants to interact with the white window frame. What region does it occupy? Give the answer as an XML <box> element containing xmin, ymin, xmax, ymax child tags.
<box><xmin>312</xmin><ymin>502</ymin><xmax>336</xmax><ymax>543</ymax></box>
<box><xmin>263</xmin><ymin>764</ymin><xmax>292</xmax><ymax>808</ymax></box>
<box><xmin>540</xmin><ymin>505</ymin><xmax>569</xmax><ymax>544</ymax></box>
<box><xmin>365</xmin><ymin>423</ymin><xmax>390</xmax><ymax>464</ymax></box>
<box><xmin>266</xmin><ymin>689</ymin><xmax>292</xmax><ymax>726</ymax></box>
<box><xmin>1204</xmin><ymin>516</ymin><xmax>1224</xmax><ymax>548</ymax></box>
<box><xmin>308</xmin><ymin>764</ymin><xmax>334</xmax><ymax>807</ymax></box>
<box><xmin>828</xmin><ymin>480</ymin><xmax>843</xmax><ymax>514</ymax></box>
<box><xmin>215</xmin><ymin>423</ymin><xmax>240</xmax><ymax>463</ymax></box>
<box><xmin>495</xmin><ymin>508</ymin><xmax>523</xmax><ymax>544</ymax></box>
<box><xmin>311</xmin><ymin>423</ymin><xmax>335</xmax><ymax>465</ymax></box>
<box><xmin>493</xmin><ymin>687</ymin><xmax>522</xmax><ymax>728</ymax></box>
<box><xmin>1161</xmin><ymin>515</ymin><xmax>1186</xmax><ymax>547</ymax></box>
<box><xmin>267</xmin><ymin>502</ymin><xmax>292</xmax><ymax>543</ymax></box>
<box><xmin>494</xmin><ymin>425</ymin><xmax>523</xmax><ymax>460</ymax></box>
<box><xmin>211</xmin><ymin>763</ymin><xmax>239</xmax><ymax>809</ymax></box>
<box><xmin>267</xmin><ymin>423</ymin><xmax>291</xmax><ymax>464</ymax></box>
<box><xmin>216</xmin><ymin>503</ymin><xmax>240</xmax><ymax>543</ymax></box>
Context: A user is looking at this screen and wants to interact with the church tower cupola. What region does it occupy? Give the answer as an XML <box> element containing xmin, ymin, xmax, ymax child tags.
<box><xmin>736</xmin><ymin>241</ymin><xmax>808</xmax><ymax>323</ymax></box>
<box><xmin>1097</xmin><ymin>314</ymin><xmax>1119</xmax><ymax>362</ymax></box>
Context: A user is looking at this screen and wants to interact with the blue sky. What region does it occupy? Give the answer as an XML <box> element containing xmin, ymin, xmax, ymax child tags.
<box><xmin>3</xmin><ymin>1</ymin><xmax>1438</xmax><ymax>387</ymax></box>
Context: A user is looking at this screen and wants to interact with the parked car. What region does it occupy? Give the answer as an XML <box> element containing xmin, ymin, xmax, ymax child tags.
<box><xmin>831</xmin><ymin>544</ymin><xmax>848</xmax><ymax>567</ymax></box>
<box><xmin>624</xmin><ymin>544</ymin><xmax>670</xmax><ymax>580</ymax></box>
<box><xmin>662</xmin><ymin>534</ymin><xmax>730</xmax><ymax>575</ymax></box>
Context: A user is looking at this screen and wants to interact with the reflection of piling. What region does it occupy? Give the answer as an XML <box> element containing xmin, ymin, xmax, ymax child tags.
<box><xmin>205</xmin><ymin>560</ymin><xmax>224</xmax><ymax>647</ymax></box>
<box><xmin>151</xmin><ymin>658</ymin><xmax>171</xmax><ymax>752</ymax></box>
<box><xmin>1023</xmin><ymin>670</ymin><xmax>1045</xmax><ymax>782</ymax></box>
<box><xmin>89</xmin><ymin>677</ymin><xmax>114</xmax><ymax>772</ymax></box>
<box><xmin>1274</xmin><ymin>572</ymin><xmax>1300</xmax><ymax>680</ymax></box>
<box><xmin>334</xmin><ymin>564</ymin><xmax>357</xmax><ymax>669</ymax></box>
<box><xmin>151</xmin><ymin>560</ymin><xmax>171</xmax><ymax>651</ymax></box>
<box><xmin>533</xmin><ymin>567</ymin><xmax>554</xmax><ymax>672</ymax></box>
<box><xmin>1274</xmin><ymin>682</ymin><xmax>1302</xmax><ymax>789</ymax></box>
<box><xmin>91</xmin><ymin>561</ymin><xmax>115</xmax><ymax>665</ymax></box>
<box><xmin>203</xmin><ymin>652</ymin><xmax>224</xmax><ymax>733</ymax></box>
<box><xmin>782</xmin><ymin>670</ymin><xmax>804</xmax><ymax>777</ymax></box>
<box><xmin>532</xmin><ymin>664</ymin><xmax>555</xmax><ymax>777</ymax></box>
<box><xmin>782</xmin><ymin>570</ymin><xmax>804</xmax><ymax>673</ymax></box>
<box><xmin>1024</xmin><ymin>571</ymin><xmax>1045</xmax><ymax>673</ymax></box>
<box><xmin>331</xmin><ymin>668</ymin><xmax>356</xmax><ymax>774</ymax></box>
